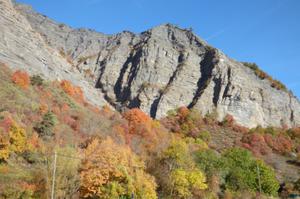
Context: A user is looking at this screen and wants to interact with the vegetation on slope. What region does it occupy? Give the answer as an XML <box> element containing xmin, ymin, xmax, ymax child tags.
<box><xmin>242</xmin><ymin>62</ymin><xmax>287</xmax><ymax>92</ymax></box>
<box><xmin>0</xmin><ymin>63</ymin><xmax>299</xmax><ymax>198</ymax></box>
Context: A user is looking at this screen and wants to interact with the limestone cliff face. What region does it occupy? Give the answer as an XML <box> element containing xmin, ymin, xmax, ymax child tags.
<box><xmin>1</xmin><ymin>0</ymin><xmax>299</xmax><ymax>128</ymax></box>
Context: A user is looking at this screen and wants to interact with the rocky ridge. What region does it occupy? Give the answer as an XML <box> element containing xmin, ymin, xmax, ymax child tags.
<box><xmin>0</xmin><ymin>0</ymin><xmax>299</xmax><ymax>128</ymax></box>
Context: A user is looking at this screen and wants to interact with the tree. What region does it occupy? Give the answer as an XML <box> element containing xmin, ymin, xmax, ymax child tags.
<box><xmin>223</xmin><ymin>148</ymin><xmax>279</xmax><ymax>196</ymax></box>
<box><xmin>123</xmin><ymin>108</ymin><xmax>152</xmax><ymax>136</ymax></box>
<box><xmin>0</xmin><ymin>122</ymin><xmax>27</xmax><ymax>161</ymax></box>
<box><xmin>9</xmin><ymin>123</ymin><xmax>27</xmax><ymax>154</ymax></box>
<box><xmin>170</xmin><ymin>168</ymin><xmax>207</xmax><ymax>199</ymax></box>
<box><xmin>79</xmin><ymin>138</ymin><xmax>157</xmax><ymax>199</ymax></box>
<box><xmin>157</xmin><ymin>139</ymin><xmax>208</xmax><ymax>198</ymax></box>
<box><xmin>0</xmin><ymin>129</ymin><xmax>10</xmax><ymax>161</ymax></box>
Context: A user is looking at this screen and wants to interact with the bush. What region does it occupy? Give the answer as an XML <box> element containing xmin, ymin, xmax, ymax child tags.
<box><xmin>30</xmin><ymin>75</ymin><xmax>44</xmax><ymax>86</ymax></box>
<box><xmin>11</xmin><ymin>70</ymin><xmax>30</xmax><ymax>89</ymax></box>
<box><xmin>195</xmin><ymin>149</ymin><xmax>224</xmax><ymax>178</ymax></box>
<box><xmin>198</xmin><ymin>131</ymin><xmax>211</xmax><ymax>143</ymax></box>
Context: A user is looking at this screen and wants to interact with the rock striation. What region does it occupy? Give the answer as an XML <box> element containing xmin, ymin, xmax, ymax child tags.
<box><xmin>0</xmin><ymin>0</ymin><xmax>299</xmax><ymax>128</ymax></box>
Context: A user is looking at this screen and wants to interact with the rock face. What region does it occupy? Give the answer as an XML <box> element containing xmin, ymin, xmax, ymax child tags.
<box><xmin>1</xmin><ymin>0</ymin><xmax>299</xmax><ymax>128</ymax></box>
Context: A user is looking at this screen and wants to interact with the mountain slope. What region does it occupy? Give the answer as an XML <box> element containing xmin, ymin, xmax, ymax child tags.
<box><xmin>0</xmin><ymin>0</ymin><xmax>107</xmax><ymax>107</ymax></box>
<box><xmin>3</xmin><ymin>0</ymin><xmax>299</xmax><ymax>128</ymax></box>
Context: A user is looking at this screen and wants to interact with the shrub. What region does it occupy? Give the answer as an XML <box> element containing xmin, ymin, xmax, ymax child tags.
<box><xmin>30</xmin><ymin>75</ymin><xmax>44</xmax><ymax>86</ymax></box>
<box><xmin>241</xmin><ymin>133</ymin><xmax>272</xmax><ymax>156</ymax></box>
<box><xmin>195</xmin><ymin>149</ymin><xmax>225</xmax><ymax>178</ymax></box>
<box><xmin>198</xmin><ymin>131</ymin><xmax>211</xmax><ymax>143</ymax></box>
<box><xmin>220</xmin><ymin>114</ymin><xmax>235</xmax><ymax>127</ymax></box>
<box><xmin>11</xmin><ymin>70</ymin><xmax>30</xmax><ymax>89</ymax></box>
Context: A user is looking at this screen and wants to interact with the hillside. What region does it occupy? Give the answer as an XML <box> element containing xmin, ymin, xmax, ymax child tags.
<box><xmin>0</xmin><ymin>63</ymin><xmax>300</xmax><ymax>198</ymax></box>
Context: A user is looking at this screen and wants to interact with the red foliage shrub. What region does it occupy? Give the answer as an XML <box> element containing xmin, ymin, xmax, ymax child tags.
<box><xmin>160</xmin><ymin>117</ymin><xmax>181</xmax><ymax>133</ymax></box>
<box><xmin>0</xmin><ymin>116</ymin><xmax>13</xmax><ymax>133</ymax></box>
<box><xmin>39</xmin><ymin>103</ymin><xmax>48</xmax><ymax>114</ymax></box>
<box><xmin>232</xmin><ymin>124</ymin><xmax>249</xmax><ymax>134</ymax></box>
<box><xmin>288</xmin><ymin>128</ymin><xmax>300</xmax><ymax>139</ymax></box>
<box><xmin>11</xmin><ymin>70</ymin><xmax>30</xmax><ymax>89</ymax></box>
<box><xmin>59</xmin><ymin>111</ymin><xmax>81</xmax><ymax>132</ymax></box>
<box><xmin>220</xmin><ymin>114</ymin><xmax>235</xmax><ymax>127</ymax></box>
<box><xmin>177</xmin><ymin>106</ymin><xmax>190</xmax><ymax>120</ymax></box>
<box><xmin>61</xmin><ymin>103</ymin><xmax>70</xmax><ymax>112</ymax></box>
<box><xmin>241</xmin><ymin>133</ymin><xmax>272</xmax><ymax>156</ymax></box>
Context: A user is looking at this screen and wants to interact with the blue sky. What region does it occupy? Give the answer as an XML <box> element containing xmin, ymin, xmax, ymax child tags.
<box><xmin>17</xmin><ymin>0</ymin><xmax>300</xmax><ymax>98</ymax></box>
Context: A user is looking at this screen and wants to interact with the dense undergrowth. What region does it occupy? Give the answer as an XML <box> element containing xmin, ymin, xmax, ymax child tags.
<box><xmin>0</xmin><ymin>63</ymin><xmax>299</xmax><ymax>199</ymax></box>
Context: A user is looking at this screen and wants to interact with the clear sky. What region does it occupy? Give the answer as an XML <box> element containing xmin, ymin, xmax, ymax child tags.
<box><xmin>17</xmin><ymin>0</ymin><xmax>300</xmax><ymax>98</ymax></box>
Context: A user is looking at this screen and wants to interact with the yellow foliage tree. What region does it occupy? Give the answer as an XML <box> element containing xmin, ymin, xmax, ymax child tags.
<box><xmin>170</xmin><ymin>169</ymin><xmax>207</xmax><ymax>198</ymax></box>
<box><xmin>157</xmin><ymin>139</ymin><xmax>208</xmax><ymax>198</ymax></box>
<box><xmin>0</xmin><ymin>129</ymin><xmax>10</xmax><ymax>161</ymax></box>
<box><xmin>80</xmin><ymin>138</ymin><xmax>157</xmax><ymax>199</ymax></box>
<box><xmin>9</xmin><ymin>123</ymin><xmax>27</xmax><ymax>153</ymax></box>
<box><xmin>0</xmin><ymin>122</ymin><xmax>27</xmax><ymax>161</ymax></box>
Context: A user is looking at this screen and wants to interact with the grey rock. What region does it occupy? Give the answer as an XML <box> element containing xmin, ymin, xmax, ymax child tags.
<box><xmin>1</xmin><ymin>0</ymin><xmax>299</xmax><ymax>128</ymax></box>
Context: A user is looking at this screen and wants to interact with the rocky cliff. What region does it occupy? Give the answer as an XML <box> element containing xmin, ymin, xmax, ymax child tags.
<box><xmin>0</xmin><ymin>0</ymin><xmax>299</xmax><ymax>128</ymax></box>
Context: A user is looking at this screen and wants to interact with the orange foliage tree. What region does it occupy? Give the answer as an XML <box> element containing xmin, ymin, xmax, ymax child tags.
<box><xmin>123</xmin><ymin>108</ymin><xmax>152</xmax><ymax>136</ymax></box>
<box><xmin>11</xmin><ymin>70</ymin><xmax>30</xmax><ymax>89</ymax></box>
<box><xmin>79</xmin><ymin>138</ymin><xmax>157</xmax><ymax>199</ymax></box>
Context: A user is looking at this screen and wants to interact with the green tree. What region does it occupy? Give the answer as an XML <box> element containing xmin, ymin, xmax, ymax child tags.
<box><xmin>223</xmin><ymin>148</ymin><xmax>279</xmax><ymax>196</ymax></box>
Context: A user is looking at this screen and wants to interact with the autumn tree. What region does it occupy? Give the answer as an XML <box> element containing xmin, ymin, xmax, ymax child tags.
<box><xmin>0</xmin><ymin>122</ymin><xmax>27</xmax><ymax>161</ymax></box>
<box><xmin>9</xmin><ymin>123</ymin><xmax>27</xmax><ymax>153</ymax></box>
<box><xmin>123</xmin><ymin>108</ymin><xmax>152</xmax><ymax>136</ymax></box>
<box><xmin>79</xmin><ymin>138</ymin><xmax>157</xmax><ymax>199</ymax></box>
<box><xmin>11</xmin><ymin>70</ymin><xmax>30</xmax><ymax>89</ymax></box>
<box><xmin>156</xmin><ymin>139</ymin><xmax>208</xmax><ymax>198</ymax></box>
<box><xmin>0</xmin><ymin>129</ymin><xmax>10</xmax><ymax>161</ymax></box>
